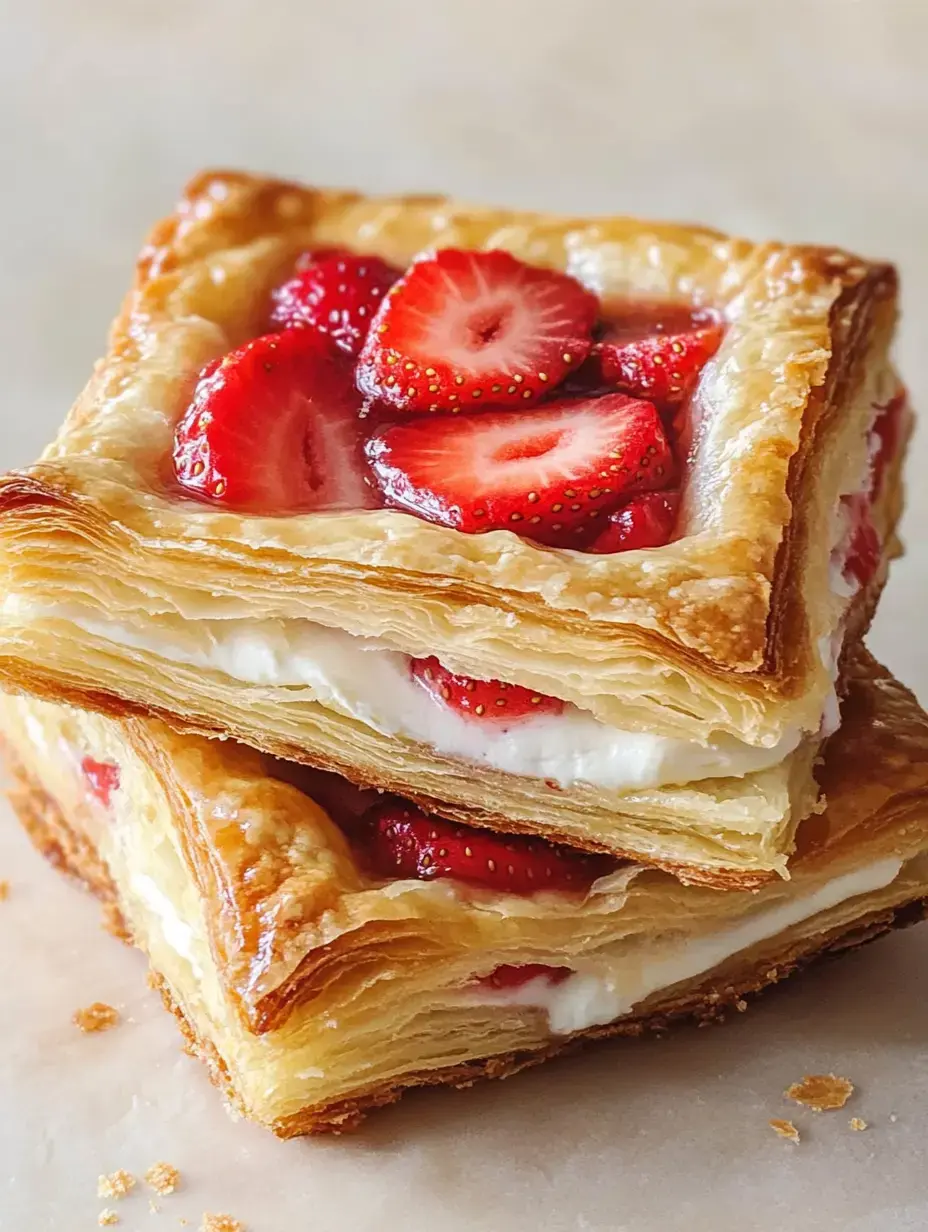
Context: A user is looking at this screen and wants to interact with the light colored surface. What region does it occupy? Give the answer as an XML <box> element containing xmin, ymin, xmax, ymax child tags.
<box><xmin>1</xmin><ymin>2</ymin><xmax>927</xmax><ymax>1229</ymax></box>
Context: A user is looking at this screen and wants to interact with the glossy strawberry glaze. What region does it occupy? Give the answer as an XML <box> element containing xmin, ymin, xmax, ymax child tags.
<box><xmin>171</xmin><ymin>248</ymin><xmax>713</xmax><ymax>556</ymax></box>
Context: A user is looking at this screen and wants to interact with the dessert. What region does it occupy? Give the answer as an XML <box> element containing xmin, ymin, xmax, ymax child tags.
<box><xmin>0</xmin><ymin>172</ymin><xmax>910</xmax><ymax>884</ymax></box>
<box><xmin>2</xmin><ymin>652</ymin><xmax>927</xmax><ymax>1135</ymax></box>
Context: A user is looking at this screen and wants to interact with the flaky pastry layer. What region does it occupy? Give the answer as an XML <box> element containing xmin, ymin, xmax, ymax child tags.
<box><xmin>0</xmin><ymin>171</ymin><xmax>905</xmax><ymax>748</ymax></box>
<box><xmin>3</xmin><ymin>651</ymin><xmax>928</xmax><ymax>1133</ymax></box>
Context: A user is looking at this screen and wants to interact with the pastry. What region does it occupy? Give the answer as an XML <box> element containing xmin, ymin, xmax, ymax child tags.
<box><xmin>0</xmin><ymin>171</ymin><xmax>910</xmax><ymax>883</ymax></box>
<box><xmin>3</xmin><ymin>650</ymin><xmax>927</xmax><ymax>1135</ymax></box>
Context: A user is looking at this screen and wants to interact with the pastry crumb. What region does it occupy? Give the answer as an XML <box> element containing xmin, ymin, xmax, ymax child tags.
<box><xmin>769</xmin><ymin>1118</ymin><xmax>801</xmax><ymax>1143</ymax></box>
<box><xmin>849</xmin><ymin>1116</ymin><xmax>868</xmax><ymax>1131</ymax></box>
<box><xmin>785</xmin><ymin>1073</ymin><xmax>854</xmax><ymax>1112</ymax></box>
<box><xmin>97</xmin><ymin>1170</ymin><xmax>136</xmax><ymax>1199</ymax></box>
<box><xmin>98</xmin><ymin>1211</ymin><xmax>119</xmax><ymax>1227</ymax></box>
<box><xmin>735</xmin><ymin>998</ymin><xmax>748</xmax><ymax>1012</ymax></box>
<box><xmin>0</xmin><ymin>879</ymin><xmax>10</xmax><ymax>900</ymax></box>
<box><xmin>145</xmin><ymin>1161</ymin><xmax>180</xmax><ymax>1195</ymax></box>
<box><xmin>201</xmin><ymin>1216</ymin><xmax>245</xmax><ymax>1232</ymax></box>
<box><xmin>73</xmin><ymin>1002</ymin><xmax>121</xmax><ymax>1033</ymax></box>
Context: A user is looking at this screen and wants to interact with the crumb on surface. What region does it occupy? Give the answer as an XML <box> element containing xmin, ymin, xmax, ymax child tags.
<box><xmin>97</xmin><ymin>1170</ymin><xmax>135</xmax><ymax>1199</ymax></box>
<box><xmin>145</xmin><ymin>1161</ymin><xmax>180</xmax><ymax>1195</ymax></box>
<box><xmin>0</xmin><ymin>879</ymin><xmax>10</xmax><ymax>900</ymax></box>
<box><xmin>735</xmin><ymin>998</ymin><xmax>748</xmax><ymax>1012</ymax></box>
<box><xmin>98</xmin><ymin>1211</ymin><xmax>119</xmax><ymax>1227</ymax></box>
<box><xmin>201</xmin><ymin>1216</ymin><xmax>245</xmax><ymax>1232</ymax></box>
<box><xmin>73</xmin><ymin>1002</ymin><xmax>121</xmax><ymax>1033</ymax></box>
<box><xmin>769</xmin><ymin>1118</ymin><xmax>801</xmax><ymax>1143</ymax></box>
<box><xmin>850</xmin><ymin>1117</ymin><xmax>868</xmax><ymax>1131</ymax></box>
<box><xmin>785</xmin><ymin>1073</ymin><xmax>854</xmax><ymax>1112</ymax></box>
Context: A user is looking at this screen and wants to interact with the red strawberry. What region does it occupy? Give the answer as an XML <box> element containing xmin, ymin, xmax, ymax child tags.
<box><xmin>81</xmin><ymin>757</ymin><xmax>120</xmax><ymax>807</ymax></box>
<box><xmin>476</xmin><ymin>964</ymin><xmax>571</xmax><ymax>991</ymax></box>
<box><xmin>357</xmin><ymin>248</ymin><xmax>598</xmax><ymax>413</ymax></box>
<box><xmin>270</xmin><ymin>250</ymin><xmax>400</xmax><ymax>355</ymax></box>
<box><xmin>870</xmin><ymin>388</ymin><xmax>906</xmax><ymax>499</ymax></box>
<box><xmin>842</xmin><ymin>495</ymin><xmax>881</xmax><ymax>589</ymax></box>
<box><xmin>588</xmin><ymin>490</ymin><xmax>679</xmax><ymax>554</ymax></box>
<box><xmin>410</xmin><ymin>656</ymin><xmax>564</xmax><ymax>722</ymax></box>
<box><xmin>591</xmin><ymin>303</ymin><xmax>723</xmax><ymax>406</ymax></box>
<box><xmin>359</xmin><ymin>800</ymin><xmax>611</xmax><ymax>894</ymax></box>
<box><xmin>173</xmin><ymin>330</ymin><xmax>374</xmax><ymax>513</ymax></box>
<box><xmin>366</xmin><ymin>392</ymin><xmax>674</xmax><ymax>548</ymax></box>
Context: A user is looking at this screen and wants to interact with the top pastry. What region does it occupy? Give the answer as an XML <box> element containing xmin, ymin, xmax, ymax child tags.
<box><xmin>0</xmin><ymin>172</ymin><xmax>908</xmax><ymax>880</ymax></box>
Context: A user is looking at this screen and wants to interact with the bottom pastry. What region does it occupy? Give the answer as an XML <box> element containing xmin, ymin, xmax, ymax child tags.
<box><xmin>2</xmin><ymin>651</ymin><xmax>928</xmax><ymax>1135</ymax></box>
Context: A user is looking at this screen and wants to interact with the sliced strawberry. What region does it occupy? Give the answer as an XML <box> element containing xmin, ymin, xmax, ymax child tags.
<box><xmin>270</xmin><ymin>251</ymin><xmax>400</xmax><ymax>355</ymax></box>
<box><xmin>173</xmin><ymin>330</ymin><xmax>374</xmax><ymax>513</ymax></box>
<box><xmin>588</xmin><ymin>490</ymin><xmax>679</xmax><ymax>554</ymax></box>
<box><xmin>81</xmin><ymin>757</ymin><xmax>120</xmax><ymax>807</ymax></box>
<box><xmin>366</xmin><ymin>392</ymin><xmax>674</xmax><ymax>548</ymax></box>
<box><xmin>410</xmin><ymin>656</ymin><xmax>564</xmax><ymax>722</ymax></box>
<box><xmin>870</xmin><ymin>389</ymin><xmax>906</xmax><ymax>499</ymax></box>
<box><xmin>591</xmin><ymin>302</ymin><xmax>723</xmax><ymax>406</ymax></box>
<box><xmin>476</xmin><ymin>964</ymin><xmax>572</xmax><ymax>991</ymax></box>
<box><xmin>359</xmin><ymin>800</ymin><xmax>611</xmax><ymax>895</ymax></box>
<box><xmin>842</xmin><ymin>495</ymin><xmax>881</xmax><ymax>590</ymax></box>
<box><xmin>357</xmin><ymin>248</ymin><xmax>598</xmax><ymax>413</ymax></box>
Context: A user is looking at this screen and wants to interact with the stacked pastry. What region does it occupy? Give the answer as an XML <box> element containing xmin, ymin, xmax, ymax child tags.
<box><xmin>0</xmin><ymin>171</ymin><xmax>925</xmax><ymax>1135</ymax></box>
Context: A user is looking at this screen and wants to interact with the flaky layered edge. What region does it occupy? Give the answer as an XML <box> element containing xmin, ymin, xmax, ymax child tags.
<box><xmin>6</xmin><ymin>747</ymin><xmax>928</xmax><ymax>1136</ymax></box>
<box><xmin>3</xmin><ymin>650</ymin><xmax>928</xmax><ymax>1132</ymax></box>
<box><xmin>0</xmin><ymin>170</ymin><xmax>903</xmax><ymax>746</ymax></box>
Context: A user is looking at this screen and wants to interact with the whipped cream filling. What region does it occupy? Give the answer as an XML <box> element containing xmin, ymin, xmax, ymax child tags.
<box><xmin>130</xmin><ymin>872</ymin><xmax>201</xmax><ymax>974</ymax></box>
<box><xmin>33</xmin><ymin>603</ymin><xmax>800</xmax><ymax>793</ymax></box>
<box><xmin>471</xmin><ymin>857</ymin><xmax>902</xmax><ymax>1033</ymax></box>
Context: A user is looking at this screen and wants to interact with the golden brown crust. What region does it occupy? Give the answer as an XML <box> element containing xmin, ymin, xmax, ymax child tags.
<box><xmin>0</xmin><ymin>169</ymin><xmax>902</xmax><ymax>756</ymax></box>
<box><xmin>5</xmin><ymin>675</ymin><xmax>928</xmax><ymax>1135</ymax></box>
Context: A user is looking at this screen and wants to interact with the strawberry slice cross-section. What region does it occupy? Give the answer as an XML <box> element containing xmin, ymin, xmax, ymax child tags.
<box><xmin>591</xmin><ymin>302</ymin><xmax>723</xmax><ymax>407</ymax></box>
<box><xmin>172</xmin><ymin>329</ymin><xmax>374</xmax><ymax>514</ymax></box>
<box><xmin>410</xmin><ymin>656</ymin><xmax>564</xmax><ymax>722</ymax></box>
<box><xmin>366</xmin><ymin>391</ymin><xmax>674</xmax><ymax>548</ymax></box>
<box><xmin>357</xmin><ymin>248</ymin><xmax>599</xmax><ymax>413</ymax></box>
<box><xmin>359</xmin><ymin>800</ymin><xmax>612</xmax><ymax>895</ymax></box>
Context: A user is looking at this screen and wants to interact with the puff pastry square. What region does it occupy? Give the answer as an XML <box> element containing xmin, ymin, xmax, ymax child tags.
<box><xmin>0</xmin><ymin>171</ymin><xmax>910</xmax><ymax>885</ymax></box>
<box><xmin>2</xmin><ymin>651</ymin><xmax>928</xmax><ymax>1135</ymax></box>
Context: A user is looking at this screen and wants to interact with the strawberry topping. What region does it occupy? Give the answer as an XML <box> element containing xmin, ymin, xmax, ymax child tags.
<box><xmin>357</xmin><ymin>248</ymin><xmax>598</xmax><ymax>413</ymax></box>
<box><xmin>359</xmin><ymin>800</ymin><xmax>611</xmax><ymax>894</ymax></box>
<box><xmin>173</xmin><ymin>330</ymin><xmax>373</xmax><ymax>513</ymax></box>
<box><xmin>591</xmin><ymin>302</ymin><xmax>723</xmax><ymax>406</ymax></box>
<box><xmin>870</xmin><ymin>389</ymin><xmax>906</xmax><ymax>499</ymax></box>
<box><xmin>477</xmin><ymin>963</ymin><xmax>571</xmax><ymax>991</ymax></box>
<box><xmin>588</xmin><ymin>490</ymin><xmax>680</xmax><ymax>554</ymax></box>
<box><xmin>81</xmin><ymin>757</ymin><xmax>120</xmax><ymax>808</ymax></box>
<box><xmin>366</xmin><ymin>392</ymin><xmax>674</xmax><ymax>548</ymax></box>
<box><xmin>410</xmin><ymin>656</ymin><xmax>564</xmax><ymax>722</ymax></box>
<box><xmin>270</xmin><ymin>251</ymin><xmax>400</xmax><ymax>356</ymax></box>
<box><xmin>842</xmin><ymin>495</ymin><xmax>881</xmax><ymax>590</ymax></box>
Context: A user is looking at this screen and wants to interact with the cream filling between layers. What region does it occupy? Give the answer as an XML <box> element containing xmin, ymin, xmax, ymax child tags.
<box><xmin>9</xmin><ymin>600</ymin><xmax>800</xmax><ymax>792</ymax></box>
<box><xmin>470</xmin><ymin>857</ymin><xmax>903</xmax><ymax>1033</ymax></box>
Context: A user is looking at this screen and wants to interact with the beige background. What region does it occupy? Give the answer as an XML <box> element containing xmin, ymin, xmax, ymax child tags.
<box><xmin>2</xmin><ymin>2</ymin><xmax>928</xmax><ymax>1229</ymax></box>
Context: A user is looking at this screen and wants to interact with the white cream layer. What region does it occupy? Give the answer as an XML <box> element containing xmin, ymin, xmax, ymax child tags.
<box><xmin>472</xmin><ymin>857</ymin><xmax>902</xmax><ymax>1033</ymax></box>
<box><xmin>29</xmin><ymin>602</ymin><xmax>801</xmax><ymax>793</ymax></box>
